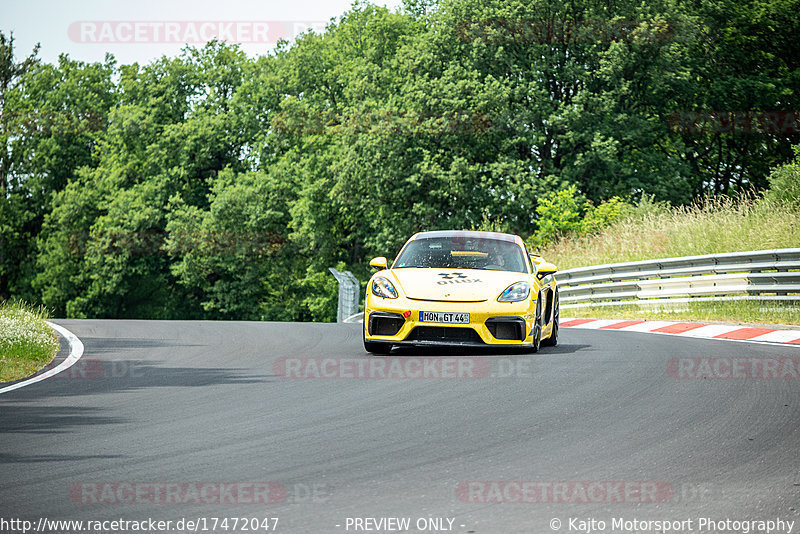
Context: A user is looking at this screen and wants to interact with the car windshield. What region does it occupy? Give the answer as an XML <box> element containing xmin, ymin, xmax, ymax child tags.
<box><xmin>393</xmin><ymin>236</ymin><xmax>528</xmax><ymax>273</ymax></box>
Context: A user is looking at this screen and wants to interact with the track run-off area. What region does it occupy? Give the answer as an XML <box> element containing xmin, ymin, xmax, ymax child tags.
<box><xmin>1</xmin><ymin>320</ymin><xmax>799</xmax><ymax>534</ymax></box>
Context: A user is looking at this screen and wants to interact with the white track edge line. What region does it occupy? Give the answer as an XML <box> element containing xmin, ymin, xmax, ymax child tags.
<box><xmin>626</xmin><ymin>328</ymin><xmax>800</xmax><ymax>348</ymax></box>
<box><xmin>561</xmin><ymin>318</ymin><xmax>800</xmax><ymax>347</ymax></box>
<box><xmin>0</xmin><ymin>322</ymin><xmax>85</xmax><ymax>395</ymax></box>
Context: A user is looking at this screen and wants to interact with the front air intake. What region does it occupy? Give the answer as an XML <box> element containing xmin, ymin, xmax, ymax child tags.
<box><xmin>406</xmin><ymin>326</ymin><xmax>484</xmax><ymax>344</ymax></box>
<box><xmin>485</xmin><ymin>317</ymin><xmax>526</xmax><ymax>341</ymax></box>
<box><xmin>368</xmin><ymin>312</ymin><xmax>405</xmax><ymax>336</ymax></box>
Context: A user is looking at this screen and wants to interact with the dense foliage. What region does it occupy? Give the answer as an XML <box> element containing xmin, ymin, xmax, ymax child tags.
<box><xmin>1</xmin><ymin>0</ymin><xmax>798</xmax><ymax>321</ymax></box>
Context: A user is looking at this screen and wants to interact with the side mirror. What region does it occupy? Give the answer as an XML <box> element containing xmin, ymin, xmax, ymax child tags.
<box><xmin>536</xmin><ymin>261</ymin><xmax>557</xmax><ymax>279</ymax></box>
<box><xmin>369</xmin><ymin>257</ymin><xmax>388</xmax><ymax>270</ymax></box>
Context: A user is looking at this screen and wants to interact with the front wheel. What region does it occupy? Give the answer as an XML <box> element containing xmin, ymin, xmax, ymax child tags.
<box><xmin>364</xmin><ymin>340</ymin><xmax>392</xmax><ymax>355</ymax></box>
<box><xmin>529</xmin><ymin>295</ymin><xmax>542</xmax><ymax>353</ymax></box>
<box><xmin>363</xmin><ymin>323</ymin><xmax>392</xmax><ymax>355</ymax></box>
<box><xmin>541</xmin><ymin>291</ymin><xmax>559</xmax><ymax>347</ymax></box>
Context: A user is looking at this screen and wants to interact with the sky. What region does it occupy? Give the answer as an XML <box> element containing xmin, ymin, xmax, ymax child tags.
<box><xmin>1</xmin><ymin>0</ymin><xmax>405</xmax><ymax>66</ymax></box>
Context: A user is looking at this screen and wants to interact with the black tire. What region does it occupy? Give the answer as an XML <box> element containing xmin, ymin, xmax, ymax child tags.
<box><xmin>541</xmin><ymin>290</ymin><xmax>559</xmax><ymax>347</ymax></box>
<box><xmin>529</xmin><ymin>295</ymin><xmax>542</xmax><ymax>353</ymax></box>
<box><xmin>363</xmin><ymin>322</ymin><xmax>392</xmax><ymax>355</ymax></box>
<box><xmin>364</xmin><ymin>340</ymin><xmax>392</xmax><ymax>355</ymax></box>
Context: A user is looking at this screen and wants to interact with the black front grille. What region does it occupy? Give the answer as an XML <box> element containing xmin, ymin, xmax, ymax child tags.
<box><xmin>485</xmin><ymin>317</ymin><xmax>526</xmax><ymax>341</ymax></box>
<box><xmin>406</xmin><ymin>326</ymin><xmax>484</xmax><ymax>344</ymax></box>
<box><xmin>369</xmin><ymin>312</ymin><xmax>405</xmax><ymax>336</ymax></box>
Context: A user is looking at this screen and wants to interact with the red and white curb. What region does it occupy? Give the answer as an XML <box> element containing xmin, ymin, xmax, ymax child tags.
<box><xmin>561</xmin><ymin>318</ymin><xmax>800</xmax><ymax>346</ymax></box>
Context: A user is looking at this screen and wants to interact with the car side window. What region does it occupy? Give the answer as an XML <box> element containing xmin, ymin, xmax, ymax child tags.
<box><xmin>523</xmin><ymin>245</ymin><xmax>536</xmax><ymax>275</ymax></box>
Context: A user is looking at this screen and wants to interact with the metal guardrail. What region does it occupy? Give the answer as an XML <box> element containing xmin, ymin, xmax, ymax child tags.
<box><xmin>329</xmin><ymin>268</ymin><xmax>360</xmax><ymax>322</ymax></box>
<box><xmin>343</xmin><ymin>312</ymin><xmax>365</xmax><ymax>324</ymax></box>
<box><xmin>555</xmin><ymin>248</ymin><xmax>800</xmax><ymax>309</ymax></box>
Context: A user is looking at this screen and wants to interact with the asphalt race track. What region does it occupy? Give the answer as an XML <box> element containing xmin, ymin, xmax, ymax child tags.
<box><xmin>2</xmin><ymin>320</ymin><xmax>799</xmax><ymax>534</ymax></box>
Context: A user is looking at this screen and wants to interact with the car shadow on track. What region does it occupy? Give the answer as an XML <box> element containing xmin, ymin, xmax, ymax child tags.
<box><xmin>378</xmin><ymin>343</ymin><xmax>591</xmax><ymax>357</ymax></box>
<box><xmin>0</xmin><ymin>452</ymin><xmax>125</xmax><ymax>463</ymax></box>
<box><xmin>0</xmin><ymin>405</ymin><xmax>127</xmax><ymax>436</ymax></box>
<box><xmin>78</xmin><ymin>337</ymin><xmax>204</xmax><ymax>354</ymax></box>
<box><xmin>4</xmin><ymin>360</ymin><xmax>274</xmax><ymax>400</ymax></box>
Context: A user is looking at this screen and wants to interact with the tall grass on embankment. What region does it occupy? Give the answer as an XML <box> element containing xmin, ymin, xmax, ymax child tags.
<box><xmin>0</xmin><ymin>301</ymin><xmax>60</xmax><ymax>382</ymax></box>
<box><xmin>539</xmin><ymin>196</ymin><xmax>800</xmax><ymax>326</ymax></box>
<box><xmin>540</xmin><ymin>195</ymin><xmax>800</xmax><ymax>270</ymax></box>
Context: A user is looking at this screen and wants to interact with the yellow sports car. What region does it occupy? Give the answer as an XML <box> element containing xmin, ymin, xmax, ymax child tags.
<box><xmin>364</xmin><ymin>230</ymin><xmax>559</xmax><ymax>354</ymax></box>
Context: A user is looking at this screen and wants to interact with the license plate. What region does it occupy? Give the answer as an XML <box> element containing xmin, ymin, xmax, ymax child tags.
<box><xmin>419</xmin><ymin>311</ymin><xmax>470</xmax><ymax>324</ymax></box>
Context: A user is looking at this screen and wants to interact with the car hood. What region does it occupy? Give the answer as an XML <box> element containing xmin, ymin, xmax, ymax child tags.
<box><xmin>390</xmin><ymin>268</ymin><xmax>531</xmax><ymax>302</ymax></box>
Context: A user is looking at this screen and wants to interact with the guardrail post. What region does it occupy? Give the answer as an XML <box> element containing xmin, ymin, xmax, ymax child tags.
<box><xmin>329</xmin><ymin>268</ymin><xmax>360</xmax><ymax>323</ymax></box>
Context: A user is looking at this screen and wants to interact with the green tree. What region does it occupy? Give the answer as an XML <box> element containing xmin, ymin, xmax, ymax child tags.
<box><xmin>0</xmin><ymin>32</ymin><xmax>39</xmax><ymax>301</ymax></box>
<box><xmin>672</xmin><ymin>0</ymin><xmax>800</xmax><ymax>196</ymax></box>
<box><xmin>528</xmin><ymin>186</ymin><xmax>585</xmax><ymax>249</ymax></box>
<box><xmin>166</xmin><ymin>167</ymin><xmax>305</xmax><ymax>320</ymax></box>
<box><xmin>36</xmin><ymin>43</ymin><xmax>252</xmax><ymax>318</ymax></box>
<box><xmin>763</xmin><ymin>143</ymin><xmax>800</xmax><ymax>205</ymax></box>
<box><xmin>16</xmin><ymin>0</ymin><xmax>800</xmax><ymax>321</ymax></box>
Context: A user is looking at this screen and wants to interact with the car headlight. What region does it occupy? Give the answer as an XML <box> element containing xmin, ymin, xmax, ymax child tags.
<box><xmin>497</xmin><ymin>282</ymin><xmax>530</xmax><ymax>302</ymax></box>
<box><xmin>371</xmin><ymin>276</ymin><xmax>398</xmax><ymax>299</ymax></box>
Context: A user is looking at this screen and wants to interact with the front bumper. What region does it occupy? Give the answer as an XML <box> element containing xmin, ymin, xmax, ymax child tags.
<box><xmin>365</xmin><ymin>296</ymin><xmax>537</xmax><ymax>346</ymax></box>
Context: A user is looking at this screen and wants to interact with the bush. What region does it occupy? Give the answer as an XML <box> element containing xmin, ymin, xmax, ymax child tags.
<box><xmin>528</xmin><ymin>185</ymin><xmax>584</xmax><ymax>249</ymax></box>
<box><xmin>581</xmin><ymin>197</ymin><xmax>636</xmax><ymax>235</ymax></box>
<box><xmin>527</xmin><ymin>185</ymin><xmax>636</xmax><ymax>250</ymax></box>
<box><xmin>763</xmin><ymin>144</ymin><xmax>800</xmax><ymax>205</ymax></box>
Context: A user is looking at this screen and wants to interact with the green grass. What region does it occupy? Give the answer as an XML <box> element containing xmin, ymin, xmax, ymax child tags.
<box><xmin>0</xmin><ymin>301</ymin><xmax>60</xmax><ymax>382</ymax></box>
<box><xmin>541</xmin><ymin>196</ymin><xmax>800</xmax><ymax>326</ymax></box>
<box><xmin>540</xmin><ymin>195</ymin><xmax>800</xmax><ymax>270</ymax></box>
<box><xmin>562</xmin><ymin>301</ymin><xmax>800</xmax><ymax>327</ymax></box>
